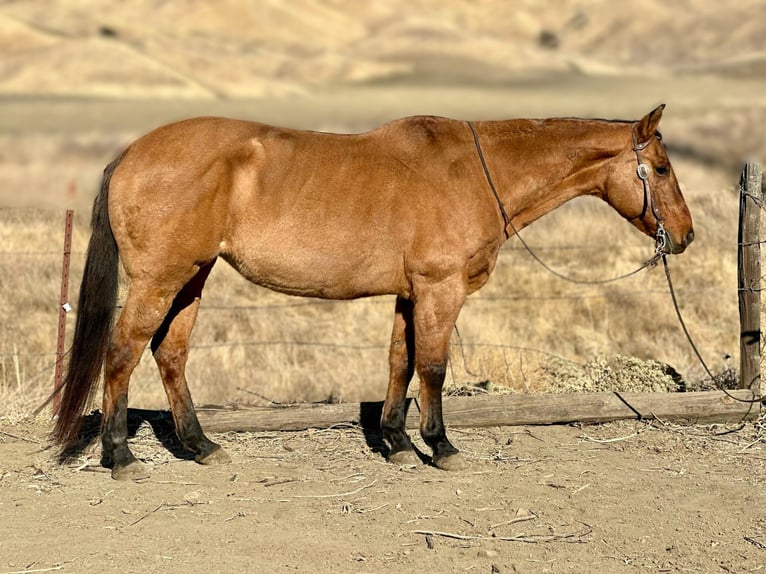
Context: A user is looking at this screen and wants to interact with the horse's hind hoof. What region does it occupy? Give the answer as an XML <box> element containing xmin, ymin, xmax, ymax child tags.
<box><xmin>433</xmin><ymin>452</ymin><xmax>469</xmax><ymax>471</ymax></box>
<box><xmin>111</xmin><ymin>460</ymin><xmax>149</xmax><ymax>481</ymax></box>
<box><xmin>196</xmin><ymin>446</ymin><xmax>231</xmax><ymax>465</ymax></box>
<box><xmin>388</xmin><ymin>449</ymin><xmax>421</xmax><ymax>466</ymax></box>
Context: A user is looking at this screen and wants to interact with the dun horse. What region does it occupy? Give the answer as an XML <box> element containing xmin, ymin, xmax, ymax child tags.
<box><xmin>53</xmin><ymin>104</ymin><xmax>693</xmax><ymax>479</ymax></box>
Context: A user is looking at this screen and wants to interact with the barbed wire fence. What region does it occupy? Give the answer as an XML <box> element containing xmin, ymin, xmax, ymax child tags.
<box><xmin>0</xmin><ymin>247</ymin><xmax>720</xmax><ymax>346</ymax></box>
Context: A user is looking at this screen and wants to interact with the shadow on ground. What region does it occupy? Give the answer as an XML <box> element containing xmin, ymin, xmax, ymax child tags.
<box><xmin>58</xmin><ymin>400</ymin><xmax>427</xmax><ymax>466</ymax></box>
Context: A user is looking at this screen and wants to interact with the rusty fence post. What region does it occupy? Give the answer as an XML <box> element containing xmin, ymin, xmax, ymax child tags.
<box><xmin>53</xmin><ymin>209</ymin><xmax>74</xmax><ymax>416</ymax></box>
<box><xmin>737</xmin><ymin>162</ymin><xmax>763</xmax><ymax>397</ymax></box>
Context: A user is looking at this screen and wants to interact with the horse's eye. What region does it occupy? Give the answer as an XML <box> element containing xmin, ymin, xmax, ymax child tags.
<box><xmin>655</xmin><ymin>165</ymin><xmax>669</xmax><ymax>177</ymax></box>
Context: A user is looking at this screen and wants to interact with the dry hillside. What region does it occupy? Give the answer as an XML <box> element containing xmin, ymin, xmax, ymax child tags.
<box><xmin>0</xmin><ymin>1</ymin><xmax>765</xmax><ymax>98</ymax></box>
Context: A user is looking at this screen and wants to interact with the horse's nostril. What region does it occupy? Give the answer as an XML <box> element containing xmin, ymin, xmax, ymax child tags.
<box><xmin>685</xmin><ymin>230</ymin><xmax>695</xmax><ymax>246</ymax></box>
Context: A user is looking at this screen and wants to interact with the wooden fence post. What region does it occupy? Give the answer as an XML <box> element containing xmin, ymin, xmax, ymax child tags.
<box><xmin>738</xmin><ymin>162</ymin><xmax>763</xmax><ymax>395</ymax></box>
<box><xmin>52</xmin><ymin>209</ymin><xmax>74</xmax><ymax>416</ymax></box>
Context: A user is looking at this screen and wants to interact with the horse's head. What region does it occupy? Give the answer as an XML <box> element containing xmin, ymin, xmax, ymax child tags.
<box><xmin>605</xmin><ymin>105</ymin><xmax>694</xmax><ymax>254</ymax></box>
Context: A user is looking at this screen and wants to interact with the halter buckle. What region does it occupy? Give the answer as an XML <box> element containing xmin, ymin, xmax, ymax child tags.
<box><xmin>636</xmin><ymin>163</ymin><xmax>651</xmax><ymax>181</ymax></box>
<box><xmin>655</xmin><ymin>222</ymin><xmax>669</xmax><ymax>254</ymax></box>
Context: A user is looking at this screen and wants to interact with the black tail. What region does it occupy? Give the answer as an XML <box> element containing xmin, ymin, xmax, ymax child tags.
<box><xmin>51</xmin><ymin>155</ymin><xmax>123</xmax><ymax>449</ymax></box>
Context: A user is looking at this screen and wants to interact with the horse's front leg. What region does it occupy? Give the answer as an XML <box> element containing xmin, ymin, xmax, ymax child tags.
<box><xmin>381</xmin><ymin>296</ymin><xmax>418</xmax><ymax>465</ymax></box>
<box><xmin>412</xmin><ymin>276</ymin><xmax>469</xmax><ymax>471</ymax></box>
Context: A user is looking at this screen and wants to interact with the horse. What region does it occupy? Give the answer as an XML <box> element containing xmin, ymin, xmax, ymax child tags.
<box><xmin>51</xmin><ymin>104</ymin><xmax>693</xmax><ymax>479</ymax></box>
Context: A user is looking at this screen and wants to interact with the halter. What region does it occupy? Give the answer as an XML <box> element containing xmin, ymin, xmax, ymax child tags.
<box><xmin>631</xmin><ymin>126</ymin><xmax>669</xmax><ymax>254</ymax></box>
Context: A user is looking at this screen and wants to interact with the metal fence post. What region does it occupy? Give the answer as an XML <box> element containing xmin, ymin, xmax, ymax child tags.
<box><xmin>53</xmin><ymin>209</ymin><xmax>74</xmax><ymax>416</ymax></box>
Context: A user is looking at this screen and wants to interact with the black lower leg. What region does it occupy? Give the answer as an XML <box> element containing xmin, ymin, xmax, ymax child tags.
<box><xmin>382</xmin><ymin>399</ymin><xmax>414</xmax><ymax>456</ymax></box>
<box><xmin>174</xmin><ymin>405</ymin><xmax>221</xmax><ymax>460</ymax></box>
<box><xmin>419</xmin><ymin>363</ymin><xmax>460</xmax><ymax>462</ymax></box>
<box><xmin>382</xmin><ymin>296</ymin><xmax>417</xmax><ymax>457</ymax></box>
<box><xmin>422</xmin><ymin>411</ymin><xmax>460</xmax><ymax>461</ymax></box>
<box><xmin>101</xmin><ymin>394</ymin><xmax>139</xmax><ymax>470</ymax></box>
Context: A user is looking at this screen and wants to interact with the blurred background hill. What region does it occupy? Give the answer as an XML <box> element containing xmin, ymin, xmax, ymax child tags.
<box><xmin>1</xmin><ymin>0</ymin><xmax>765</xmax><ymax>98</ymax></box>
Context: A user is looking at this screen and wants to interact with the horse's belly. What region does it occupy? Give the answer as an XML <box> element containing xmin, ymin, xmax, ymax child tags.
<box><xmin>221</xmin><ymin>243</ymin><xmax>404</xmax><ymax>300</ymax></box>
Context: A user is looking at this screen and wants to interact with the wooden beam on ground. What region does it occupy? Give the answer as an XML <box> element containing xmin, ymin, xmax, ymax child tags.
<box><xmin>192</xmin><ymin>390</ymin><xmax>760</xmax><ymax>434</ymax></box>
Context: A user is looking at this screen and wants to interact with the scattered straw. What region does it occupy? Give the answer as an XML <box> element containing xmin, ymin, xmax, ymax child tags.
<box><xmin>489</xmin><ymin>512</ymin><xmax>537</xmax><ymax>530</ymax></box>
<box><xmin>413</xmin><ymin>523</ymin><xmax>592</xmax><ymax>544</ymax></box>
<box><xmin>579</xmin><ymin>432</ymin><xmax>639</xmax><ymax>444</ymax></box>
<box><xmin>2</xmin><ymin>567</ymin><xmax>65</xmax><ymax>574</ymax></box>
<box><xmin>128</xmin><ymin>502</ymin><xmax>166</xmax><ymax>527</ymax></box>
<box><xmin>0</xmin><ymin>430</ymin><xmax>42</xmax><ymax>443</ymax></box>
<box><xmin>289</xmin><ymin>480</ymin><xmax>376</xmax><ymax>499</ymax></box>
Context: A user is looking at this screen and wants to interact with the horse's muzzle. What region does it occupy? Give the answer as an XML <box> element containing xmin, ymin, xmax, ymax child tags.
<box><xmin>664</xmin><ymin>229</ymin><xmax>694</xmax><ymax>254</ymax></box>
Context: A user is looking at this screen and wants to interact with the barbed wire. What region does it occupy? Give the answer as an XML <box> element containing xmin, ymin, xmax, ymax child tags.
<box><xmin>190</xmin><ymin>340</ymin><xmax>386</xmax><ymax>350</ymax></box>
<box><xmin>0</xmin><ymin>270</ymin><xmax>726</xmax><ymax>360</ymax></box>
<box><xmin>0</xmin><ymin>251</ymin><xmax>81</xmax><ymax>257</ymax></box>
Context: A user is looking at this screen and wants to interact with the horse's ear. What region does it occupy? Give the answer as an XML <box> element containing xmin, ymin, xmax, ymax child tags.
<box><xmin>636</xmin><ymin>104</ymin><xmax>665</xmax><ymax>142</ymax></box>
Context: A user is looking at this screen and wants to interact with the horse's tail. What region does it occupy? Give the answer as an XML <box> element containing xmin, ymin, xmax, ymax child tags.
<box><xmin>51</xmin><ymin>154</ymin><xmax>124</xmax><ymax>449</ymax></box>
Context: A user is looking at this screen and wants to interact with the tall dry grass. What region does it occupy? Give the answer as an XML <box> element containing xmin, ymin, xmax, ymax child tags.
<box><xmin>0</xmin><ymin>149</ymin><xmax>748</xmax><ymax>419</ymax></box>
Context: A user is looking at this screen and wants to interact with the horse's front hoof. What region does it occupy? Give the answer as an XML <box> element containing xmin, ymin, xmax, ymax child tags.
<box><xmin>111</xmin><ymin>460</ymin><xmax>149</xmax><ymax>481</ymax></box>
<box><xmin>388</xmin><ymin>449</ymin><xmax>421</xmax><ymax>466</ymax></box>
<box><xmin>196</xmin><ymin>446</ymin><xmax>231</xmax><ymax>465</ymax></box>
<box><xmin>433</xmin><ymin>452</ymin><xmax>469</xmax><ymax>471</ymax></box>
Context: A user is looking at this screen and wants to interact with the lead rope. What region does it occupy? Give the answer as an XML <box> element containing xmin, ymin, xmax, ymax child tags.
<box><xmin>466</xmin><ymin>120</ymin><xmax>662</xmax><ymax>285</ymax></box>
<box><xmin>662</xmin><ymin>254</ymin><xmax>764</xmax><ymax>405</ymax></box>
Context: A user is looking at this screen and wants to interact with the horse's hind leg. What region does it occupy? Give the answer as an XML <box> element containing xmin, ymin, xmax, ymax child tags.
<box><xmin>150</xmin><ymin>260</ymin><xmax>230</xmax><ymax>465</ymax></box>
<box><xmin>381</xmin><ymin>296</ymin><xmax>418</xmax><ymax>465</ymax></box>
<box><xmin>102</xmin><ymin>280</ymin><xmax>186</xmax><ymax>480</ymax></box>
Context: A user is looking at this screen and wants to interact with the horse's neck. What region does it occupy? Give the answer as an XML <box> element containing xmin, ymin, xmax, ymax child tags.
<box><xmin>480</xmin><ymin>119</ymin><xmax>628</xmax><ymax>231</ymax></box>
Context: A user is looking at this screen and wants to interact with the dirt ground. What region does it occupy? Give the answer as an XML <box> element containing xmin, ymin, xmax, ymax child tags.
<box><xmin>1</xmin><ymin>415</ymin><xmax>764</xmax><ymax>574</ymax></box>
